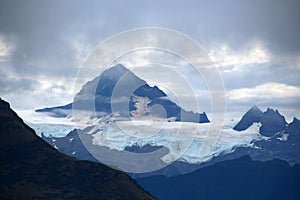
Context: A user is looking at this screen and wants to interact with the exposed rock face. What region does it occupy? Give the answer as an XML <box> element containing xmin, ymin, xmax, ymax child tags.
<box><xmin>0</xmin><ymin>98</ymin><xmax>155</xmax><ymax>200</ymax></box>
<box><xmin>234</xmin><ymin>105</ymin><xmax>287</xmax><ymax>136</ymax></box>
<box><xmin>260</xmin><ymin>108</ymin><xmax>287</xmax><ymax>136</ymax></box>
<box><xmin>233</xmin><ymin>105</ymin><xmax>264</xmax><ymax>131</ymax></box>
<box><xmin>36</xmin><ymin>64</ymin><xmax>210</xmax><ymax>123</ymax></box>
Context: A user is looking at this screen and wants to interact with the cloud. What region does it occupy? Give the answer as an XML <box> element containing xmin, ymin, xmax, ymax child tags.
<box><xmin>0</xmin><ymin>35</ymin><xmax>14</xmax><ymax>62</ymax></box>
<box><xmin>209</xmin><ymin>43</ymin><xmax>270</xmax><ymax>72</ymax></box>
<box><xmin>0</xmin><ymin>66</ymin><xmax>74</xmax><ymax>109</ymax></box>
<box><xmin>227</xmin><ymin>82</ymin><xmax>300</xmax><ymax>100</ymax></box>
<box><xmin>225</xmin><ymin>82</ymin><xmax>300</xmax><ymax>118</ymax></box>
<box><xmin>0</xmin><ymin>77</ymin><xmax>39</xmax><ymax>94</ymax></box>
<box><xmin>0</xmin><ymin>81</ymin><xmax>73</xmax><ymax>110</ymax></box>
<box><xmin>0</xmin><ymin>0</ymin><xmax>300</xmax><ymax>113</ymax></box>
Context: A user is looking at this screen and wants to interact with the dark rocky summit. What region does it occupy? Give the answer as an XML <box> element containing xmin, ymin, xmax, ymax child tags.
<box><xmin>36</xmin><ymin>64</ymin><xmax>210</xmax><ymax>123</ymax></box>
<box><xmin>234</xmin><ymin>105</ymin><xmax>287</xmax><ymax>136</ymax></box>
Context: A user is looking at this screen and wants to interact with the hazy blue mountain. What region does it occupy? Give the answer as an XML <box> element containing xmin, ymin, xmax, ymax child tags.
<box><xmin>0</xmin><ymin>98</ymin><xmax>155</xmax><ymax>200</ymax></box>
<box><xmin>137</xmin><ymin>156</ymin><xmax>300</xmax><ymax>200</ymax></box>
<box><xmin>234</xmin><ymin>105</ymin><xmax>287</xmax><ymax>136</ymax></box>
<box><xmin>41</xmin><ymin>129</ymin><xmax>98</xmax><ymax>162</ymax></box>
<box><xmin>36</xmin><ymin>64</ymin><xmax>210</xmax><ymax>123</ymax></box>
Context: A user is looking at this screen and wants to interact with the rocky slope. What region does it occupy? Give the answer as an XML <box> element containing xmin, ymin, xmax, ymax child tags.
<box><xmin>233</xmin><ymin>105</ymin><xmax>287</xmax><ymax>136</ymax></box>
<box><xmin>0</xmin><ymin>98</ymin><xmax>155</xmax><ymax>200</ymax></box>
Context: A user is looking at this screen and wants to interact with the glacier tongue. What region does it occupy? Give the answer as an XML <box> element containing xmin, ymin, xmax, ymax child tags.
<box><xmin>26</xmin><ymin>109</ymin><xmax>263</xmax><ymax>164</ymax></box>
<box><xmin>87</xmin><ymin>120</ymin><xmax>262</xmax><ymax>164</ymax></box>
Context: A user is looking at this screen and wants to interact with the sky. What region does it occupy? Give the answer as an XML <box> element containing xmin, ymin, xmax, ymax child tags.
<box><xmin>0</xmin><ymin>0</ymin><xmax>300</xmax><ymax>121</ymax></box>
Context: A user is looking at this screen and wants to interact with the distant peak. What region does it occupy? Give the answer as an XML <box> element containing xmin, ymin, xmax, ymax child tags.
<box><xmin>247</xmin><ymin>105</ymin><xmax>263</xmax><ymax>115</ymax></box>
<box><xmin>250</xmin><ymin>105</ymin><xmax>261</xmax><ymax>111</ymax></box>
<box><xmin>100</xmin><ymin>64</ymin><xmax>132</xmax><ymax>80</ymax></box>
<box><xmin>264</xmin><ymin>107</ymin><xmax>281</xmax><ymax>115</ymax></box>
<box><xmin>109</xmin><ymin>63</ymin><xmax>129</xmax><ymax>71</ymax></box>
<box><xmin>268</xmin><ymin>107</ymin><xmax>277</xmax><ymax>111</ymax></box>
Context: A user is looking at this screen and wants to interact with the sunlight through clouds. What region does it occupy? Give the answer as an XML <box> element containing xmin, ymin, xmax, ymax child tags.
<box><xmin>0</xmin><ymin>35</ymin><xmax>14</xmax><ymax>62</ymax></box>
<box><xmin>209</xmin><ymin>43</ymin><xmax>270</xmax><ymax>72</ymax></box>
<box><xmin>227</xmin><ymin>82</ymin><xmax>300</xmax><ymax>100</ymax></box>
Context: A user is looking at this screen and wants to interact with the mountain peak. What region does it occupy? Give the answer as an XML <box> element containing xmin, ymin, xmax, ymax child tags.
<box><xmin>100</xmin><ymin>64</ymin><xmax>133</xmax><ymax>81</ymax></box>
<box><xmin>106</xmin><ymin>63</ymin><xmax>129</xmax><ymax>73</ymax></box>
<box><xmin>234</xmin><ymin>106</ymin><xmax>287</xmax><ymax>137</ymax></box>
<box><xmin>233</xmin><ymin>106</ymin><xmax>264</xmax><ymax>131</ymax></box>
<box><xmin>36</xmin><ymin>63</ymin><xmax>209</xmax><ymax>123</ymax></box>
<box><xmin>265</xmin><ymin>107</ymin><xmax>276</xmax><ymax>114</ymax></box>
<box><xmin>250</xmin><ymin>105</ymin><xmax>261</xmax><ymax>111</ymax></box>
<box><xmin>263</xmin><ymin>107</ymin><xmax>284</xmax><ymax>118</ymax></box>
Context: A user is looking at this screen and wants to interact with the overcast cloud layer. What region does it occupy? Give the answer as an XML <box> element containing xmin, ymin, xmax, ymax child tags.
<box><xmin>0</xmin><ymin>0</ymin><xmax>299</xmax><ymax>120</ymax></box>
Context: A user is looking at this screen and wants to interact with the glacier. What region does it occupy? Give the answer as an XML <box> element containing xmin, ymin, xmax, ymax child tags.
<box><xmin>21</xmin><ymin>108</ymin><xmax>265</xmax><ymax>165</ymax></box>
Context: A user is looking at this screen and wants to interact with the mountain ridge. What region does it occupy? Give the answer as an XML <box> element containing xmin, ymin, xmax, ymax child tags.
<box><xmin>137</xmin><ymin>155</ymin><xmax>300</xmax><ymax>200</ymax></box>
<box><xmin>0</xmin><ymin>98</ymin><xmax>155</xmax><ymax>200</ymax></box>
<box><xmin>39</xmin><ymin>104</ymin><xmax>300</xmax><ymax>178</ymax></box>
<box><xmin>234</xmin><ymin>105</ymin><xmax>287</xmax><ymax>136</ymax></box>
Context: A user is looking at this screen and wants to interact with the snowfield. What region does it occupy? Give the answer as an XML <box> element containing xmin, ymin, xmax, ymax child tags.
<box><xmin>19</xmin><ymin>109</ymin><xmax>265</xmax><ymax>164</ymax></box>
<box><xmin>88</xmin><ymin>120</ymin><xmax>263</xmax><ymax>164</ymax></box>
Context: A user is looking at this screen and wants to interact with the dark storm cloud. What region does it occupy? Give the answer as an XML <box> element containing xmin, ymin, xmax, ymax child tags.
<box><xmin>1</xmin><ymin>0</ymin><xmax>300</xmax><ymax>73</ymax></box>
<box><xmin>0</xmin><ymin>72</ymin><xmax>39</xmax><ymax>94</ymax></box>
<box><xmin>221</xmin><ymin>62</ymin><xmax>300</xmax><ymax>90</ymax></box>
<box><xmin>0</xmin><ymin>0</ymin><xmax>300</xmax><ymax>110</ymax></box>
<box><xmin>195</xmin><ymin>0</ymin><xmax>300</xmax><ymax>54</ymax></box>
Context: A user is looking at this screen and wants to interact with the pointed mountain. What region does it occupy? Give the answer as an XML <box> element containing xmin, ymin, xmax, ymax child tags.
<box><xmin>234</xmin><ymin>106</ymin><xmax>287</xmax><ymax>137</ymax></box>
<box><xmin>233</xmin><ymin>105</ymin><xmax>263</xmax><ymax>131</ymax></box>
<box><xmin>250</xmin><ymin>104</ymin><xmax>261</xmax><ymax>111</ymax></box>
<box><xmin>0</xmin><ymin>98</ymin><xmax>155</xmax><ymax>199</ymax></box>
<box><xmin>37</xmin><ymin>64</ymin><xmax>209</xmax><ymax>123</ymax></box>
<box><xmin>260</xmin><ymin>108</ymin><xmax>287</xmax><ymax>137</ymax></box>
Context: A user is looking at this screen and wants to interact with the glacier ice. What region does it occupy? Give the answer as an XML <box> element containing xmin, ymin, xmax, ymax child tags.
<box><xmin>25</xmin><ymin>109</ymin><xmax>264</xmax><ymax>164</ymax></box>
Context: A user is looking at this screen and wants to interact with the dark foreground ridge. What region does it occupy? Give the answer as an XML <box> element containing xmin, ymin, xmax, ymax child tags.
<box><xmin>0</xmin><ymin>98</ymin><xmax>155</xmax><ymax>200</ymax></box>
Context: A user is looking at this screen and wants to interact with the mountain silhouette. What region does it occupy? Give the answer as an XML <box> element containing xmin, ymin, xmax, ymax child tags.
<box><xmin>36</xmin><ymin>64</ymin><xmax>210</xmax><ymax>123</ymax></box>
<box><xmin>0</xmin><ymin>98</ymin><xmax>154</xmax><ymax>200</ymax></box>
<box><xmin>234</xmin><ymin>105</ymin><xmax>287</xmax><ymax>136</ymax></box>
<box><xmin>137</xmin><ymin>156</ymin><xmax>300</xmax><ymax>200</ymax></box>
